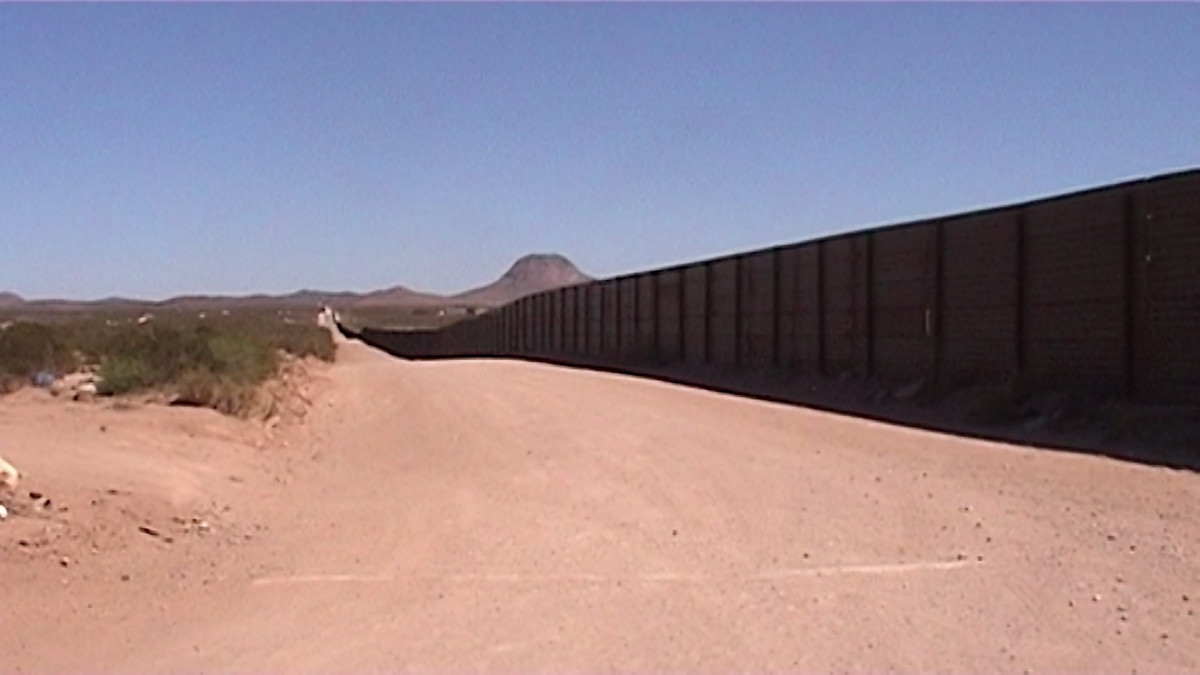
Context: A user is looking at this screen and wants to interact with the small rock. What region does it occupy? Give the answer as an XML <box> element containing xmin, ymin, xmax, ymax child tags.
<box><xmin>0</xmin><ymin>504</ymin><xmax>8</xmax><ymax>520</ymax></box>
<box><xmin>120</xmin><ymin>574</ymin><xmax>130</xmax><ymax>582</ymax></box>
<box><xmin>138</xmin><ymin>525</ymin><xmax>161</xmax><ymax>538</ymax></box>
<box><xmin>1093</xmin><ymin>594</ymin><xmax>1102</xmax><ymax>602</ymax></box>
<box><xmin>29</xmin><ymin>491</ymin><xmax>42</xmax><ymax>500</ymax></box>
<box><xmin>59</xmin><ymin>556</ymin><xmax>71</xmax><ymax>567</ymax></box>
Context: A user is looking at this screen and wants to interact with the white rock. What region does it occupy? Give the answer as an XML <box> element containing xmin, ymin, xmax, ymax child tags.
<box><xmin>0</xmin><ymin>455</ymin><xmax>18</xmax><ymax>492</ymax></box>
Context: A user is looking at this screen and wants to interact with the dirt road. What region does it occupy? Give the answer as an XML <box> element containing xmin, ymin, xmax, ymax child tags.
<box><xmin>3</xmin><ymin>339</ymin><xmax>1198</xmax><ymax>672</ymax></box>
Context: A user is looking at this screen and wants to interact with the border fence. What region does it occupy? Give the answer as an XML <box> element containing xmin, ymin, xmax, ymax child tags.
<box><xmin>346</xmin><ymin>169</ymin><xmax>1200</xmax><ymax>406</ymax></box>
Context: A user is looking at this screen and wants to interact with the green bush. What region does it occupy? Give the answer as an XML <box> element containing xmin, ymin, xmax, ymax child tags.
<box><xmin>1</xmin><ymin>311</ymin><xmax>336</xmax><ymax>415</ymax></box>
<box><xmin>97</xmin><ymin>355</ymin><xmax>155</xmax><ymax>395</ymax></box>
<box><xmin>173</xmin><ymin>369</ymin><xmax>259</xmax><ymax>416</ymax></box>
<box><xmin>208</xmin><ymin>334</ymin><xmax>277</xmax><ymax>383</ymax></box>
<box><xmin>0</xmin><ymin>322</ymin><xmax>76</xmax><ymax>377</ymax></box>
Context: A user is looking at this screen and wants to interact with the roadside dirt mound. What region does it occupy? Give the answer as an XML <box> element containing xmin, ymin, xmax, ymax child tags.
<box><xmin>0</xmin><ymin>355</ymin><xmax>332</xmax><ymax>573</ymax></box>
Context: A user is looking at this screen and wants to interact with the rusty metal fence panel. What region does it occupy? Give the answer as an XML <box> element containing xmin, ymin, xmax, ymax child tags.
<box><xmin>1022</xmin><ymin>190</ymin><xmax>1128</xmax><ymax>392</ymax></box>
<box><xmin>739</xmin><ymin>251</ymin><xmax>777</xmax><ymax>368</ymax></box>
<box><xmin>941</xmin><ymin>210</ymin><xmax>1019</xmax><ymax>381</ymax></box>
<box><xmin>708</xmin><ymin>258</ymin><xmax>738</xmax><ymax>367</ymax></box>
<box><xmin>586</xmin><ymin>283</ymin><xmax>603</xmax><ymax>358</ymax></box>
<box><xmin>682</xmin><ymin>265</ymin><xmax>708</xmax><ymax>365</ymax></box>
<box><xmin>352</xmin><ymin>169</ymin><xmax>1200</xmax><ymax>406</ymax></box>
<box><xmin>821</xmin><ymin>236</ymin><xmax>869</xmax><ymax>376</ymax></box>
<box><xmin>871</xmin><ymin>223</ymin><xmax>938</xmax><ymax>380</ymax></box>
<box><xmin>1135</xmin><ymin>173</ymin><xmax>1200</xmax><ymax>402</ymax></box>
<box><xmin>636</xmin><ymin>274</ymin><xmax>656</xmax><ymax>362</ymax></box>
<box><xmin>601</xmin><ymin>280</ymin><xmax>619</xmax><ymax>357</ymax></box>
<box><xmin>656</xmin><ymin>269</ymin><xmax>683</xmax><ymax>363</ymax></box>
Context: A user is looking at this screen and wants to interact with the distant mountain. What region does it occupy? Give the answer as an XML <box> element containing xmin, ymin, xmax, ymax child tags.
<box><xmin>353</xmin><ymin>285</ymin><xmax>444</xmax><ymax>308</ymax></box>
<box><xmin>160</xmin><ymin>290</ymin><xmax>365</xmax><ymax>310</ymax></box>
<box><xmin>453</xmin><ymin>254</ymin><xmax>592</xmax><ymax>306</ymax></box>
<box><xmin>0</xmin><ymin>254</ymin><xmax>592</xmax><ymax>313</ymax></box>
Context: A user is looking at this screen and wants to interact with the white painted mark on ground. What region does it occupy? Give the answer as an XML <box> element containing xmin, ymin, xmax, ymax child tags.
<box><xmin>756</xmin><ymin>559</ymin><xmax>976</xmax><ymax>578</ymax></box>
<box><xmin>252</xmin><ymin>559</ymin><xmax>979</xmax><ymax>587</ymax></box>
<box><xmin>253</xmin><ymin>574</ymin><xmax>394</xmax><ymax>586</ymax></box>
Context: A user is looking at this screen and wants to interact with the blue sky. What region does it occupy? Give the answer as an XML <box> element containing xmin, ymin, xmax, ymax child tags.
<box><xmin>2</xmin><ymin>3</ymin><xmax>1197</xmax><ymax>300</ymax></box>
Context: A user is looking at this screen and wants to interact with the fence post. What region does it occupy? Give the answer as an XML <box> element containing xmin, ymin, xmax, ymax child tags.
<box><xmin>704</xmin><ymin>261</ymin><xmax>713</xmax><ymax>365</ymax></box>
<box><xmin>1014</xmin><ymin>210</ymin><xmax>1027</xmax><ymax>378</ymax></box>
<box><xmin>632</xmin><ymin>276</ymin><xmax>639</xmax><ymax>361</ymax></box>
<box><xmin>600</xmin><ymin>284</ymin><xmax>607</xmax><ymax>356</ymax></box>
<box><xmin>679</xmin><ymin>270</ymin><xmax>687</xmax><ymax>363</ymax></box>
<box><xmin>734</xmin><ymin>256</ymin><xmax>743</xmax><ymax>368</ymax></box>
<box><xmin>652</xmin><ymin>273</ymin><xmax>661</xmax><ymax>363</ymax></box>
<box><xmin>865</xmin><ymin>234</ymin><xmax>875</xmax><ymax>378</ymax></box>
<box><xmin>772</xmin><ymin>247</ymin><xmax>783</xmax><ymax>368</ymax></box>
<box><xmin>570</xmin><ymin>286</ymin><xmax>577</xmax><ymax>355</ymax></box>
<box><xmin>576</xmin><ymin>285</ymin><xmax>585</xmax><ymax>355</ymax></box>
<box><xmin>558</xmin><ymin>289</ymin><xmax>565</xmax><ymax>355</ymax></box>
<box><xmin>510</xmin><ymin>305</ymin><xmax>517</xmax><ymax>354</ymax></box>
<box><xmin>615</xmin><ymin>280</ymin><xmax>622</xmax><ymax>357</ymax></box>
<box><xmin>816</xmin><ymin>241</ymin><xmax>826</xmax><ymax>376</ymax></box>
<box><xmin>933</xmin><ymin>221</ymin><xmax>945</xmax><ymax>383</ymax></box>
<box><xmin>1123</xmin><ymin>190</ymin><xmax>1138</xmax><ymax>399</ymax></box>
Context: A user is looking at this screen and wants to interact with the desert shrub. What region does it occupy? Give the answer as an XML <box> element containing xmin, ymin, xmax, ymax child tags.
<box><xmin>269</xmin><ymin>326</ymin><xmax>336</xmax><ymax>362</ymax></box>
<box><xmin>207</xmin><ymin>334</ymin><xmax>278</xmax><ymax>382</ymax></box>
<box><xmin>0</xmin><ymin>322</ymin><xmax>76</xmax><ymax>378</ymax></box>
<box><xmin>97</xmin><ymin>355</ymin><xmax>156</xmax><ymax>395</ymax></box>
<box><xmin>172</xmin><ymin>369</ymin><xmax>260</xmax><ymax>417</ymax></box>
<box><xmin>97</xmin><ymin>325</ymin><xmax>202</xmax><ymax>389</ymax></box>
<box><xmin>0</xmin><ymin>312</ymin><xmax>334</xmax><ymax>415</ymax></box>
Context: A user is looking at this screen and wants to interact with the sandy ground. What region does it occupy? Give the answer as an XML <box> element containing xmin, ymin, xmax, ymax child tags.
<box><xmin>2</xmin><ymin>337</ymin><xmax>1198</xmax><ymax>673</ymax></box>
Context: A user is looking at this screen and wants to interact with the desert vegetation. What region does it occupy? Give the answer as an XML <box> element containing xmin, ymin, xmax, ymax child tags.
<box><xmin>0</xmin><ymin>310</ymin><xmax>335</xmax><ymax>415</ymax></box>
<box><xmin>334</xmin><ymin>305</ymin><xmax>482</xmax><ymax>332</ymax></box>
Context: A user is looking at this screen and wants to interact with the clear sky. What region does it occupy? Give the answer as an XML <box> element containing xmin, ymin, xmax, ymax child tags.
<box><xmin>2</xmin><ymin>3</ymin><xmax>1197</xmax><ymax>300</ymax></box>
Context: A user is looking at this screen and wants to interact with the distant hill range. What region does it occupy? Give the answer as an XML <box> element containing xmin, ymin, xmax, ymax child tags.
<box><xmin>1</xmin><ymin>254</ymin><xmax>592</xmax><ymax>313</ymax></box>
